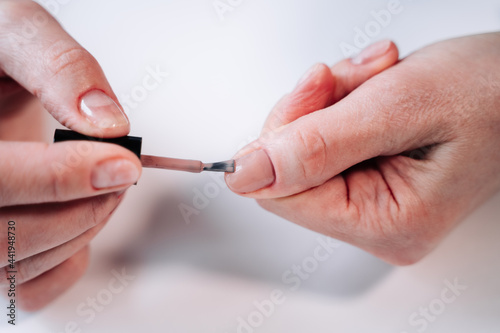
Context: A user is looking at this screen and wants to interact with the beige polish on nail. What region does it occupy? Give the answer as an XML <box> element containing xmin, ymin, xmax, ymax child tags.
<box><xmin>225</xmin><ymin>150</ymin><xmax>275</xmax><ymax>194</ymax></box>
<box><xmin>92</xmin><ymin>159</ymin><xmax>140</xmax><ymax>189</ymax></box>
<box><xmin>80</xmin><ymin>90</ymin><xmax>129</xmax><ymax>129</ymax></box>
<box><xmin>351</xmin><ymin>40</ymin><xmax>392</xmax><ymax>65</ymax></box>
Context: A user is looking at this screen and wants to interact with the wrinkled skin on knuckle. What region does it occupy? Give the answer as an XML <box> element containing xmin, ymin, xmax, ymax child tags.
<box><xmin>362</xmin><ymin>199</ymin><xmax>440</xmax><ymax>266</ymax></box>
<box><xmin>79</xmin><ymin>194</ymin><xmax>118</xmax><ymax>232</ymax></box>
<box><xmin>291</xmin><ymin>126</ymin><xmax>329</xmax><ymax>186</ymax></box>
<box><xmin>333</xmin><ymin>174</ymin><xmax>436</xmax><ymax>266</ymax></box>
<box><xmin>15</xmin><ymin>257</ymin><xmax>41</xmax><ymax>285</ymax></box>
<box><xmin>43</xmin><ymin>143</ymin><xmax>69</xmax><ymax>203</ymax></box>
<box><xmin>43</xmin><ymin>41</ymin><xmax>98</xmax><ymax>83</ymax></box>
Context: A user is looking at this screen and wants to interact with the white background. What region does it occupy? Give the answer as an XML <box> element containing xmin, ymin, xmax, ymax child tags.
<box><xmin>2</xmin><ymin>0</ymin><xmax>500</xmax><ymax>332</ymax></box>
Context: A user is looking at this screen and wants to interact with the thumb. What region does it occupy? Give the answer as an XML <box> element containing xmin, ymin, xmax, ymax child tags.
<box><xmin>0</xmin><ymin>1</ymin><xmax>128</xmax><ymax>138</ymax></box>
<box><xmin>225</xmin><ymin>88</ymin><xmax>417</xmax><ymax>198</ymax></box>
<box><xmin>225</xmin><ymin>64</ymin><xmax>444</xmax><ymax>198</ymax></box>
<box><xmin>226</xmin><ymin>41</ymin><xmax>403</xmax><ymax>196</ymax></box>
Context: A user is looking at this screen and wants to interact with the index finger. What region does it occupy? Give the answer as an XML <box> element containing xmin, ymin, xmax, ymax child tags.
<box><xmin>0</xmin><ymin>0</ymin><xmax>129</xmax><ymax>137</ymax></box>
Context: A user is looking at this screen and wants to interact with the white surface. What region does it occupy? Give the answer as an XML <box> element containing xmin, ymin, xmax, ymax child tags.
<box><xmin>2</xmin><ymin>0</ymin><xmax>500</xmax><ymax>332</ymax></box>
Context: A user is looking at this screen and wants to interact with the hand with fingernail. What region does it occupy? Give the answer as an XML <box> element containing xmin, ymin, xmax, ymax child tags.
<box><xmin>0</xmin><ymin>1</ymin><xmax>141</xmax><ymax>310</ymax></box>
<box><xmin>226</xmin><ymin>34</ymin><xmax>500</xmax><ymax>265</ymax></box>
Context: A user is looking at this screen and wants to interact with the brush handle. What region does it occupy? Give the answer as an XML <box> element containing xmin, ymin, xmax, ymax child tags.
<box><xmin>53</xmin><ymin>129</ymin><xmax>142</xmax><ymax>159</ymax></box>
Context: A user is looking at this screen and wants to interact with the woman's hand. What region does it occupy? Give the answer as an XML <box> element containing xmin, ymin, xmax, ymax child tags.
<box><xmin>226</xmin><ymin>33</ymin><xmax>500</xmax><ymax>265</ymax></box>
<box><xmin>0</xmin><ymin>0</ymin><xmax>141</xmax><ymax>310</ymax></box>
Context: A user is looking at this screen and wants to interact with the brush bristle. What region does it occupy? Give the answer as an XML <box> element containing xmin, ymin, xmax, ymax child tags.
<box><xmin>203</xmin><ymin>160</ymin><xmax>235</xmax><ymax>173</ymax></box>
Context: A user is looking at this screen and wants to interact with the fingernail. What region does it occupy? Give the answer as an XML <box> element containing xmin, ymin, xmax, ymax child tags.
<box><xmin>351</xmin><ymin>40</ymin><xmax>392</xmax><ymax>65</ymax></box>
<box><xmin>80</xmin><ymin>90</ymin><xmax>129</xmax><ymax>129</ymax></box>
<box><xmin>92</xmin><ymin>159</ymin><xmax>140</xmax><ymax>189</ymax></box>
<box><xmin>296</xmin><ymin>63</ymin><xmax>323</xmax><ymax>89</ymax></box>
<box><xmin>225</xmin><ymin>150</ymin><xmax>275</xmax><ymax>194</ymax></box>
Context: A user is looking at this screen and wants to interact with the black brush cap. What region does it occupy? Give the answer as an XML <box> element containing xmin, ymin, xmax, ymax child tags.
<box><xmin>54</xmin><ymin>129</ymin><xmax>142</xmax><ymax>159</ymax></box>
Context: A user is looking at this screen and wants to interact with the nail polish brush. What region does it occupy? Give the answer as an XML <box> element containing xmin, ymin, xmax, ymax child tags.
<box><xmin>54</xmin><ymin>129</ymin><xmax>235</xmax><ymax>173</ymax></box>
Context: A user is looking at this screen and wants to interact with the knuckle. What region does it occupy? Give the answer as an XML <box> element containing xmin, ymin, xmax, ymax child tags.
<box><xmin>292</xmin><ymin>127</ymin><xmax>328</xmax><ymax>183</ymax></box>
<box><xmin>44</xmin><ymin>41</ymin><xmax>97</xmax><ymax>80</ymax></box>
<box><xmin>48</xmin><ymin>166</ymin><xmax>64</xmax><ymax>203</ymax></box>
<box><xmin>44</xmin><ymin>144</ymin><xmax>66</xmax><ymax>202</ymax></box>
<box><xmin>82</xmin><ymin>194</ymin><xmax>117</xmax><ymax>231</ymax></box>
<box><xmin>82</xmin><ymin>197</ymin><xmax>103</xmax><ymax>231</ymax></box>
<box><xmin>14</xmin><ymin>260</ymin><xmax>31</xmax><ymax>285</ymax></box>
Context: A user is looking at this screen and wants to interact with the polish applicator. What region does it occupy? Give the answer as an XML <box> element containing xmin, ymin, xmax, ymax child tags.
<box><xmin>54</xmin><ymin>129</ymin><xmax>235</xmax><ymax>173</ymax></box>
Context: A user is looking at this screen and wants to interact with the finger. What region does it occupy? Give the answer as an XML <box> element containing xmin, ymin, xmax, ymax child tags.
<box><xmin>0</xmin><ymin>192</ymin><xmax>122</xmax><ymax>266</ymax></box>
<box><xmin>0</xmin><ymin>91</ymin><xmax>45</xmax><ymax>142</ymax></box>
<box><xmin>225</xmin><ymin>65</ymin><xmax>447</xmax><ymax>198</ymax></box>
<box><xmin>256</xmin><ymin>175</ymin><xmax>351</xmax><ymax>239</ymax></box>
<box><xmin>16</xmin><ymin>246</ymin><xmax>90</xmax><ymax>311</ymax></box>
<box><xmin>331</xmin><ymin>40</ymin><xmax>399</xmax><ymax>102</ymax></box>
<box><xmin>255</xmin><ymin>162</ymin><xmax>403</xmax><ymax>245</ymax></box>
<box><xmin>0</xmin><ymin>209</ymin><xmax>112</xmax><ymax>286</ymax></box>
<box><xmin>261</xmin><ymin>63</ymin><xmax>335</xmax><ymax>131</ymax></box>
<box><xmin>0</xmin><ymin>0</ymin><xmax>129</xmax><ymax>137</ymax></box>
<box><xmin>255</xmin><ymin>156</ymin><xmax>437</xmax><ymax>265</ymax></box>
<box><xmin>255</xmin><ymin>175</ymin><xmax>401</xmax><ymax>263</ymax></box>
<box><xmin>262</xmin><ymin>40</ymin><xmax>399</xmax><ymax>131</ymax></box>
<box><xmin>0</xmin><ymin>141</ymin><xmax>141</xmax><ymax>207</ymax></box>
<box><xmin>226</xmin><ymin>41</ymin><xmax>400</xmax><ymax>194</ymax></box>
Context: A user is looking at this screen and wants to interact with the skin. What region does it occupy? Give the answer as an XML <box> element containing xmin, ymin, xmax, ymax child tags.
<box><xmin>2</xmin><ymin>0</ymin><xmax>496</xmax><ymax>312</ymax></box>
<box><xmin>228</xmin><ymin>33</ymin><xmax>500</xmax><ymax>266</ymax></box>
<box><xmin>0</xmin><ymin>2</ymin><xmax>397</xmax><ymax>310</ymax></box>
<box><xmin>0</xmin><ymin>1</ymin><xmax>141</xmax><ymax>311</ymax></box>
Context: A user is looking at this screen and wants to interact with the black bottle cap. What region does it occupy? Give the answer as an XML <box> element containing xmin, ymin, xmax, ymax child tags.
<box><xmin>54</xmin><ymin>129</ymin><xmax>142</xmax><ymax>159</ymax></box>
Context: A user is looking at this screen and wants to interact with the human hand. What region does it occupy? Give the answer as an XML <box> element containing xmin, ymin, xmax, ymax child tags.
<box><xmin>225</xmin><ymin>34</ymin><xmax>500</xmax><ymax>265</ymax></box>
<box><xmin>0</xmin><ymin>1</ymin><xmax>141</xmax><ymax>310</ymax></box>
